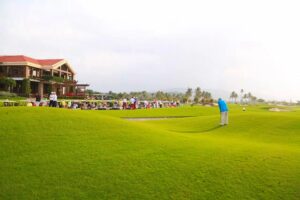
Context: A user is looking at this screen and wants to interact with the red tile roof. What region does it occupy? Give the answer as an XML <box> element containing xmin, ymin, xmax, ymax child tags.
<box><xmin>37</xmin><ymin>59</ymin><xmax>64</xmax><ymax>65</ymax></box>
<box><xmin>0</xmin><ymin>55</ymin><xmax>63</xmax><ymax>66</ymax></box>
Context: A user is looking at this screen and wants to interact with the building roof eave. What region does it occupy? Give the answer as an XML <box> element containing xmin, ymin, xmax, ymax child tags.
<box><xmin>51</xmin><ymin>60</ymin><xmax>76</xmax><ymax>74</ymax></box>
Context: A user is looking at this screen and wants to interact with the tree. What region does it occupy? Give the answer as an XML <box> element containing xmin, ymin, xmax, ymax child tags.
<box><xmin>243</xmin><ymin>93</ymin><xmax>248</xmax><ymax>103</ymax></box>
<box><xmin>240</xmin><ymin>89</ymin><xmax>244</xmax><ymax>104</ymax></box>
<box><xmin>199</xmin><ymin>91</ymin><xmax>212</xmax><ymax>105</ymax></box>
<box><xmin>247</xmin><ymin>92</ymin><xmax>252</xmax><ymax>102</ymax></box>
<box><xmin>22</xmin><ymin>78</ymin><xmax>31</xmax><ymax>97</ymax></box>
<box><xmin>194</xmin><ymin>87</ymin><xmax>201</xmax><ymax>103</ymax></box>
<box><xmin>155</xmin><ymin>91</ymin><xmax>165</xmax><ymax>100</ymax></box>
<box><xmin>173</xmin><ymin>93</ymin><xmax>184</xmax><ymax>103</ymax></box>
<box><xmin>184</xmin><ymin>88</ymin><xmax>193</xmax><ymax>103</ymax></box>
<box><xmin>202</xmin><ymin>91</ymin><xmax>212</xmax><ymax>99</ymax></box>
<box><xmin>140</xmin><ymin>90</ymin><xmax>151</xmax><ymax>100</ymax></box>
<box><xmin>250</xmin><ymin>96</ymin><xmax>257</xmax><ymax>104</ymax></box>
<box><xmin>230</xmin><ymin>91</ymin><xmax>235</xmax><ymax>103</ymax></box>
<box><xmin>234</xmin><ymin>92</ymin><xmax>238</xmax><ymax>103</ymax></box>
<box><xmin>7</xmin><ymin>78</ymin><xmax>16</xmax><ymax>92</ymax></box>
<box><xmin>0</xmin><ymin>77</ymin><xmax>16</xmax><ymax>92</ymax></box>
<box><xmin>86</xmin><ymin>89</ymin><xmax>94</xmax><ymax>96</ymax></box>
<box><xmin>45</xmin><ymin>84</ymin><xmax>52</xmax><ymax>95</ymax></box>
<box><xmin>246</xmin><ymin>93</ymin><xmax>257</xmax><ymax>104</ymax></box>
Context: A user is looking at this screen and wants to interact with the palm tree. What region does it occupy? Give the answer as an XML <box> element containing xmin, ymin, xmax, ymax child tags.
<box><xmin>243</xmin><ymin>93</ymin><xmax>248</xmax><ymax>104</ymax></box>
<box><xmin>202</xmin><ymin>91</ymin><xmax>212</xmax><ymax>100</ymax></box>
<box><xmin>22</xmin><ymin>78</ymin><xmax>31</xmax><ymax>97</ymax></box>
<box><xmin>185</xmin><ymin>88</ymin><xmax>193</xmax><ymax>103</ymax></box>
<box><xmin>0</xmin><ymin>77</ymin><xmax>16</xmax><ymax>92</ymax></box>
<box><xmin>234</xmin><ymin>92</ymin><xmax>238</xmax><ymax>103</ymax></box>
<box><xmin>240</xmin><ymin>89</ymin><xmax>244</xmax><ymax>104</ymax></box>
<box><xmin>155</xmin><ymin>91</ymin><xmax>165</xmax><ymax>100</ymax></box>
<box><xmin>230</xmin><ymin>91</ymin><xmax>236</xmax><ymax>103</ymax></box>
<box><xmin>230</xmin><ymin>91</ymin><xmax>238</xmax><ymax>103</ymax></box>
<box><xmin>194</xmin><ymin>87</ymin><xmax>201</xmax><ymax>103</ymax></box>
<box><xmin>251</xmin><ymin>96</ymin><xmax>257</xmax><ymax>104</ymax></box>
<box><xmin>247</xmin><ymin>92</ymin><xmax>252</xmax><ymax>104</ymax></box>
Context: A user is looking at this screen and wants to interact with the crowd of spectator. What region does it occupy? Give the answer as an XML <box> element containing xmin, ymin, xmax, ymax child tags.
<box><xmin>29</xmin><ymin>95</ymin><xmax>181</xmax><ymax>110</ymax></box>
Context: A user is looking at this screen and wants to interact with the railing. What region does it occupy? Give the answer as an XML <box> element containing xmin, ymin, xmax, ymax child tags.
<box><xmin>65</xmin><ymin>92</ymin><xmax>85</xmax><ymax>97</ymax></box>
<box><xmin>41</xmin><ymin>75</ymin><xmax>77</xmax><ymax>84</ymax></box>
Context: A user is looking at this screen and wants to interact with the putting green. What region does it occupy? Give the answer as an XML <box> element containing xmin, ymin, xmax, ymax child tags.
<box><xmin>0</xmin><ymin>105</ymin><xmax>299</xmax><ymax>199</ymax></box>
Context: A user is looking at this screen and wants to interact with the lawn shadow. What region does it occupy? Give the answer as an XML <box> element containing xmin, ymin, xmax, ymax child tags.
<box><xmin>122</xmin><ymin>116</ymin><xmax>194</xmax><ymax>121</ymax></box>
<box><xmin>170</xmin><ymin>125</ymin><xmax>222</xmax><ymax>134</ymax></box>
<box><xmin>200</xmin><ymin>125</ymin><xmax>223</xmax><ymax>133</ymax></box>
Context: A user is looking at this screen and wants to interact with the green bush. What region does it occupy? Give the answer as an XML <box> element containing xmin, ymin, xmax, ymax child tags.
<box><xmin>42</xmin><ymin>75</ymin><xmax>64</xmax><ymax>83</ymax></box>
<box><xmin>0</xmin><ymin>91</ymin><xmax>17</xmax><ymax>98</ymax></box>
<box><xmin>0</xmin><ymin>100</ymin><xmax>28</xmax><ymax>107</ymax></box>
<box><xmin>22</xmin><ymin>78</ymin><xmax>31</xmax><ymax>96</ymax></box>
<box><xmin>0</xmin><ymin>77</ymin><xmax>16</xmax><ymax>92</ymax></box>
<box><xmin>16</xmin><ymin>100</ymin><xmax>28</xmax><ymax>106</ymax></box>
<box><xmin>60</xmin><ymin>96</ymin><xmax>85</xmax><ymax>100</ymax></box>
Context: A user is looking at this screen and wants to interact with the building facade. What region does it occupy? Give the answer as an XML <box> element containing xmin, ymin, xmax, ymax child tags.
<box><xmin>0</xmin><ymin>55</ymin><xmax>89</xmax><ymax>97</ymax></box>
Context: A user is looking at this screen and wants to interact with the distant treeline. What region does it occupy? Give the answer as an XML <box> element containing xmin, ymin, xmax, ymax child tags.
<box><xmin>86</xmin><ymin>88</ymin><xmax>299</xmax><ymax>105</ymax></box>
<box><xmin>86</xmin><ymin>87</ymin><xmax>212</xmax><ymax>104</ymax></box>
<box><xmin>230</xmin><ymin>89</ymin><xmax>265</xmax><ymax>104</ymax></box>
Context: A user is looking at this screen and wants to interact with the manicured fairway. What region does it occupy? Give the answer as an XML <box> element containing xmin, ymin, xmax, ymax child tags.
<box><xmin>0</xmin><ymin>105</ymin><xmax>299</xmax><ymax>199</ymax></box>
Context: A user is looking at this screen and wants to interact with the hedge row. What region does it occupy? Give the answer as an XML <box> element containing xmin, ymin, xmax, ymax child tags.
<box><xmin>0</xmin><ymin>100</ymin><xmax>28</xmax><ymax>107</ymax></box>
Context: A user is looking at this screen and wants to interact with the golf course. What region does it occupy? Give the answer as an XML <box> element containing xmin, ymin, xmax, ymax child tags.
<box><xmin>0</xmin><ymin>105</ymin><xmax>299</xmax><ymax>199</ymax></box>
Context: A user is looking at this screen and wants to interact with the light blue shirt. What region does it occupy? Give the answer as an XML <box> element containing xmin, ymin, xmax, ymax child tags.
<box><xmin>218</xmin><ymin>99</ymin><xmax>228</xmax><ymax>112</ymax></box>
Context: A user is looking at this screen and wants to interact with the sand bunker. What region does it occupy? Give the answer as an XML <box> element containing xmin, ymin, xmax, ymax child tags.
<box><xmin>269</xmin><ymin>108</ymin><xmax>290</xmax><ymax>112</ymax></box>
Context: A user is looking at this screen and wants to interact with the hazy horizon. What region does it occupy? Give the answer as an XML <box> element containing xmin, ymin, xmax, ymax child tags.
<box><xmin>1</xmin><ymin>0</ymin><xmax>299</xmax><ymax>101</ymax></box>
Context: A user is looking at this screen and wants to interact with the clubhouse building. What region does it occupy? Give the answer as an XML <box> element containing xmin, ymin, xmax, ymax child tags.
<box><xmin>0</xmin><ymin>55</ymin><xmax>89</xmax><ymax>97</ymax></box>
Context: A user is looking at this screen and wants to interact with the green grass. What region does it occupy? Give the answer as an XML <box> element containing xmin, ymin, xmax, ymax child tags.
<box><xmin>0</xmin><ymin>95</ymin><xmax>26</xmax><ymax>100</ymax></box>
<box><xmin>0</xmin><ymin>105</ymin><xmax>299</xmax><ymax>199</ymax></box>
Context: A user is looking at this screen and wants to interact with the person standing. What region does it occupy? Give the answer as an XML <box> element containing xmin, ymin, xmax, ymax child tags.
<box><xmin>144</xmin><ymin>100</ymin><xmax>148</xmax><ymax>109</ymax></box>
<box><xmin>49</xmin><ymin>92</ymin><xmax>54</xmax><ymax>107</ymax></box>
<box><xmin>122</xmin><ymin>98</ymin><xmax>127</xmax><ymax>110</ymax></box>
<box><xmin>130</xmin><ymin>97</ymin><xmax>135</xmax><ymax>110</ymax></box>
<box><xmin>134</xmin><ymin>97</ymin><xmax>138</xmax><ymax>109</ymax></box>
<box><xmin>53</xmin><ymin>92</ymin><xmax>58</xmax><ymax>107</ymax></box>
<box><xmin>218</xmin><ymin>98</ymin><xmax>229</xmax><ymax>126</ymax></box>
<box><xmin>158</xmin><ymin>100</ymin><xmax>163</xmax><ymax>108</ymax></box>
<box><xmin>35</xmin><ymin>93</ymin><xmax>41</xmax><ymax>106</ymax></box>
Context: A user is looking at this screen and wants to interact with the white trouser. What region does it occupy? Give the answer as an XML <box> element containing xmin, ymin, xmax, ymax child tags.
<box><xmin>220</xmin><ymin>111</ymin><xmax>228</xmax><ymax>125</ymax></box>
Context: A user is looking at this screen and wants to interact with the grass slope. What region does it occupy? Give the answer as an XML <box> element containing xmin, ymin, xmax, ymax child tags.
<box><xmin>0</xmin><ymin>106</ymin><xmax>299</xmax><ymax>199</ymax></box>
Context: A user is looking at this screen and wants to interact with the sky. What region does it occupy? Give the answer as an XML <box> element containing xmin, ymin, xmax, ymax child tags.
<box><xmin>0</xmin><ymin>0</ymin><xmax>300</xmax><ymax>101</ymax></box>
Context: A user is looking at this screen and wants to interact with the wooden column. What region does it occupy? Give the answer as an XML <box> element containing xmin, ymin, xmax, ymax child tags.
<box><xmin>38</xmin><ymin>82</ymin><xmax>44</xmax><ymax>97</ymax></box>
<box><xmin>24</xmin><ymin>66</ymin><xmax>30</xmax><ymax>78</ymax></box>
<box><xmin>59</xmin><ymin>66</ymin><xmax>62</xmax><ymax>77</ymax></box>
<box><xmin>7</xmin><ymin>66</ymin><xmax>9</xmax><ymax>76</ymax></box>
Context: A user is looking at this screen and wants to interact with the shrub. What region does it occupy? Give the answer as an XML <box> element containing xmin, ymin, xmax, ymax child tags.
<box><xmin>22</xmin><ymin>78</ymin><xmax>31</xmax><ymax>96</ymax></box>
<box><xmin>0</xmin><ymin>77</ymin><xmax>16</xmax><ymax>92</ymax></box>
<box><xmin>17</xmin><ymin>100</ymin><xmax>28</xmax><ymax>106</ymax></box>
<box><xmin>0</xmin><ymin>91</ymin><xmax>17</xmax><ymax>98</ymax></box>
<box><xmin>42</xmin><ymin>75</ymin><xmax>64</xmax><ymax>83</ymax></box>
<box><xmin>60</xmin><ymin>96</ymin><xmax>85</xmax><ymax>100</ymax></box>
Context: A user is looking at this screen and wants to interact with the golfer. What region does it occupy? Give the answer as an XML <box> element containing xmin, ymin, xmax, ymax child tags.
<box><xmin>218</xmin><ymin>98</ymin><xmax>228</xmax><ymax>126</ymax></box>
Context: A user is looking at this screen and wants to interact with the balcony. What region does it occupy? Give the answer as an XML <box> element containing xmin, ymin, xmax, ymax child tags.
<box><xmin>41</xmin><ymin>75</ymin><xmax>77</xmax><ymax>84</ymax></box>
